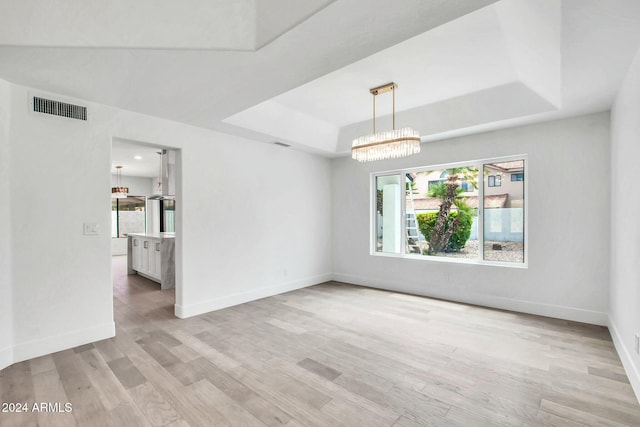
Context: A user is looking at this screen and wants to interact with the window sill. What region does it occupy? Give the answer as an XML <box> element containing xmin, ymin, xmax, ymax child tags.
<box><xmin>371</xmin><ymin>251</ymin><xmax>528</xmax><ymax>269</ymax></box>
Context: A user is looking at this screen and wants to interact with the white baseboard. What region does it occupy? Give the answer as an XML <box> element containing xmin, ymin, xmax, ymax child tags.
<box><xmin>609</xmin><ymin>316</ymin><xmax>640</xmax><ymax>404</ymax></box>
<box><xmin>11</xmin><ymin>322</ymin><xmax>115</xmax><ymax>365</ymax></box>
<box><xmin>0</xmin><ymin>346</ymin><xmax>13</xmax><ymax>370</ymax></box>
<box><xmin>332</xmin><ymin>272</ymin><xmax>608</xmax><ymax>326</ymax></box>
<box><xmin>175</xmin><ymin>273</ymin><xmax>333</xmax><ymax>318</ymax></box>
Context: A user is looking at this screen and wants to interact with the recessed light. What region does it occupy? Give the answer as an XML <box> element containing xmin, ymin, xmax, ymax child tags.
<box><xmin>134</xmin><ymin>155</ymin><xmax>143</xmax><ymax>160</ymax></box>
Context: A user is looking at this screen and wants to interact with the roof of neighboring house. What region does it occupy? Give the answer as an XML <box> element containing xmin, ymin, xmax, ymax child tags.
<box><xmin>486</xmin><ymin>161</ymin><xmax>524</xmax><ymax>172</ymax></box>
<box><xmin>483</xmin><ymin>194</ymin><xmax>509</xmax><ymax>208</ymax></box>
<box><xmin>410</xmin><ymin>194</ymin><xmax>508</xmax><ymax>210</ymax></box>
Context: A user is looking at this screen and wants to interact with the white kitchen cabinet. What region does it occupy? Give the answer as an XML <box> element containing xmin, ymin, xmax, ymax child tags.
<box><xmin>153</xmin><ymin>241</ymin><xmax>162</xmax><ymax>278</ymax></box>
<box><xmin>127</xmin><ymin>233</ymin><xmax>175</xmax><ymax>289</ymax></box>
<box><xmin>133</xmin><ymin>237</ymin><xmax>159</xmax><ymax>281</ymax></box>
<box><xmin>131</xmin><ymin>237</ymin><xmax>142</xmax><ymax>270</ymax></box>
<box><xmin>141</xmin><ymin>239</ymin><xmax>150</xmax><ymax>274</ymax></box>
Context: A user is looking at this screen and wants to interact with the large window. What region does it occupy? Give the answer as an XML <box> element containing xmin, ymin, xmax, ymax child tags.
<box><xmin>372</xmin><ymin>156</ymin><xmax>526</xmax><ymax>265</ymax></box>
<box><xmin>112</xmin><ymin>196</ymin><xmax>146</xmax><ymax>238</ymax></box>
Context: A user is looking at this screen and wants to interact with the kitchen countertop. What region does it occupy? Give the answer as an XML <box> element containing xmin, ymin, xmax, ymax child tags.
<box><xmin>127</xmin><ymin>232</ymin><xmax>175</xmax><ymax>239</ymax></box>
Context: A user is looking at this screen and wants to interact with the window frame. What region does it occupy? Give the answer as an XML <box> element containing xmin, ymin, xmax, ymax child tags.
<box><xmin>370</xmin><ymin>154</ymin><xmax>528</xmax><ymax>268</ymax></box>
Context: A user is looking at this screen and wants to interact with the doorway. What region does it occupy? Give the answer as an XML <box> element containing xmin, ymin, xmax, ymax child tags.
<box><xmin>110</xmin><ymin>137</ymin><xmax>182</xmax><ymax>322</ymax></box>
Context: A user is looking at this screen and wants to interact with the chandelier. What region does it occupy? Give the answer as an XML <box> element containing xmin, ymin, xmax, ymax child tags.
<box><xmin>352</xmin><ymin>82</ymin><xmax>420</xmax><ymax>162</ymax></box>
<box><xmin>111</xmin><ymin>165</ymin><xmax>129</xmax><ymax>198</ymax></box>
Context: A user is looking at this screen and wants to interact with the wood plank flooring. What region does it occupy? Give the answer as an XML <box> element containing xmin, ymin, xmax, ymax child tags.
<box><xmin>2</xmin><ymin>255</ymin><xmax>640</xmax><ymax>426</ymax></box>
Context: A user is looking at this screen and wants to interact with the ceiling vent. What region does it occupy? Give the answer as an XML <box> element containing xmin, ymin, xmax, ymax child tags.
<box><xmin>273</xmin><ymin>141</ymin><xmax>291</xmax><ymax>147</ymax></box>
<box><xmin>33</xmin><ymin>96</ymin><xmax>87</xmax><ymax>121</ymax></box>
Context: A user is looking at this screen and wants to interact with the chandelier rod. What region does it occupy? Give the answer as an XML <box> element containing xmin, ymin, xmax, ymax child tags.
<box><xmin>369</xmin><ymin>82</ymin><xmax>398</xmax><ymax>134</ymax></box>
<box><xmin>392</xmin><ymin>84</ymin><xmax>395</xmax><ymax>130</ymax></box>
<box><xmin>372</xmin><ymin>92</ymin><xmax>376</xmax><ymax>134</ymax></box>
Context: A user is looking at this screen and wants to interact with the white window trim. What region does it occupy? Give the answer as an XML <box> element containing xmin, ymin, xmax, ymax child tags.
<box><xmin>370</xmin><ymin>154</ymin><xmax>528</xmax><ymax>268</ymax></box>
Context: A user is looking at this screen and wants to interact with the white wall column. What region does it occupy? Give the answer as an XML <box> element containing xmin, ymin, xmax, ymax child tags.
<box><xmin>0</xmin><ymin>79</ymin><xmax>13</xmax><ymax>369</ymax></box>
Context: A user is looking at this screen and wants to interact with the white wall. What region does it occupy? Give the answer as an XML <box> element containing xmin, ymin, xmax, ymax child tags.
<box><xmin>110</xmin><ymin>174</ymin><xmax>155</xmax><ymax>255</ymax></box>
<box><xmin>332</xmin><ymin>112</ymin><xmax>610</xmax><ymax>325</ymax></box>
<box><xmin>610</xmin><ymin>48</ymin><xmax>640</xmax><ymax>399</ymax></box>
<box><xmin>0</xmin><ymin>79</ymin><xmax>13</xmax><ymax>368</ymax></box>
<box><xmin>9</xmin><ymin>85</ymin><xmax>115</xmax><ymax>365</ymax></box>
<box><xmin>3</xmin><ymin>81</ymin><xmax>332</xmax><ymax>369</ymax></box>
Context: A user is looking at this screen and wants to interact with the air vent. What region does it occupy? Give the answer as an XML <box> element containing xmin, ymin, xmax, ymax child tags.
<box><xmin>273</xmin><ymin>141</ymin><xmax>291</xmax><ymax>147</ymax></box>
<box><xmin>33</xmin><ymin>96</ymin><xmax>87</xmax><ymax>121</ymax></box>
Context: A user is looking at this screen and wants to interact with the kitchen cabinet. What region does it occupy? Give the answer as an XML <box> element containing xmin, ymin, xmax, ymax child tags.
<box><xmin>131</xmin><ymin>237</ymin><xmax>142</xmax><ymax>271</ymax></box>
<box><xmin>127</xmin><ymin>233</ymin><xmax>175</xmax><ymax>289</ymax></box>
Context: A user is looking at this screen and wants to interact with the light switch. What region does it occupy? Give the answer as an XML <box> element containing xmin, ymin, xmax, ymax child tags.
<box><xmin>83</xmin><ymin>222</ymin><xmax>99</xmax><ymax>235</ymax></box>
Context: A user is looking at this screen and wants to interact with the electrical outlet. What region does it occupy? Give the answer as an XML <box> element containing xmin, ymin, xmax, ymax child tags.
<box><xmin>635</xmin><ymin>333</ymin><xmax>639</xmax><ymax>354</ymax></box>
<box><xmin>83</xmin><ymin>222</ymin><xmax>99</xmax><ymax>235</ymax></box>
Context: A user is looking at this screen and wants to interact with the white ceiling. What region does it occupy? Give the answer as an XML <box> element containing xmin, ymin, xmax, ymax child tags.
<box><xmin>241</xmin><ymin>1</ymin><xmax>559</xmax><ymax>128</ymax></box>
<box><xmin>225</xmin><ymin>0</ymin><xmax>564</xmax><ymax>153</ymax></box>
<box><xmin>111</xmin><ymin>139</ymin><xmax>163</xmax><ymax>178</ymax></box>
<box><xmin>1</xmin><ymin>0</ymin><xmax>640</xmax><ymax>159</ymax></box>
<box><xmin>0</xmin><ymin>0</ymin><xmax>336</xmax><ymax>50</ymax></box>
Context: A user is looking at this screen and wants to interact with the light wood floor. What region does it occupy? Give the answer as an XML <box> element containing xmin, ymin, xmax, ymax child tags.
<box><xmin>2</xmin><ymin>256</ymin><xmax>640</xmax><ymax>427</ymax></box>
